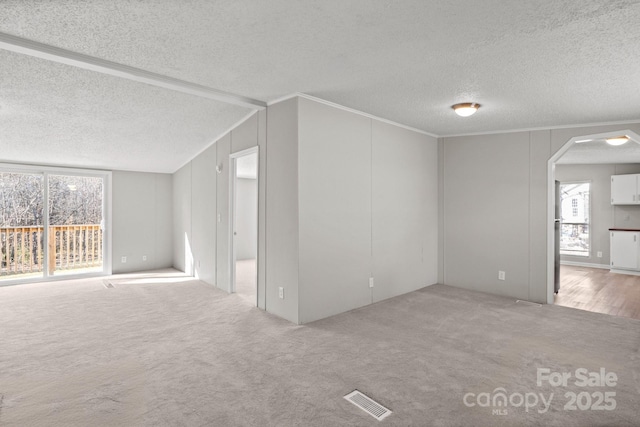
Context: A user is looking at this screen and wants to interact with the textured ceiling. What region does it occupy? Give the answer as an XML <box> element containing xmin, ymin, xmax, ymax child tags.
<box><xmin>0</xmin><ymin>50</ymin><xmax>251</xmax><ymax>173</ymax></box>
<box><xmin>557</xmin><ymin>138</ymin><xmax>640</xmax><ymax>164</ymax></box>
<box><xmin>2</xmin><ymin>1</ymin><xmax>640</xmax><ymax>172</ymax></box>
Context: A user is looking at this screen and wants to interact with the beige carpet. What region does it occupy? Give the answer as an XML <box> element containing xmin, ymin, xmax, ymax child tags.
<box><xmin>234</xmin><ymin>259</ymin><xmax>257</xmax><ymax>306</ymax></box>
<box><xmin>0</xmin><ymin>270</ymin><xmax>639</xmax><ymax>426</ymax></box>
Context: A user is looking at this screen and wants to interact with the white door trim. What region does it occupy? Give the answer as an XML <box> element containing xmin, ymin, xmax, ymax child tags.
<box><xmin>0</xmin><ymin>163</ymin><xmax>112</xmax><ymax>286</ymax></box>
<box><xmin>229</xmin><ymin>147</ymin><xmax>259</xmax><ymax>305</ymax></box>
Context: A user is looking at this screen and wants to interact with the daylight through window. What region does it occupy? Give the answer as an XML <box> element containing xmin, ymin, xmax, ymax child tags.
<box><xmin>0</xmin><ymin>168</ymin><xmax>107</xmax><ymax>282</ymax></box>
<box><xmin>560</xmin><ymin>182</ymin><xmax>590</xmax><ymax>257</ymax></box>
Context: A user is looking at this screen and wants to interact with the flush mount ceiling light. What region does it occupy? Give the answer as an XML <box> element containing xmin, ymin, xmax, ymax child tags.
<box><xmin>452</xmin><ymin>102</ymin><xmax>480</xmax><ymax>117</ymax></box>
<box><xmin>606</xmin><ymin>135</ymin><xmax>630</xmax><ymax>146</ymax></box>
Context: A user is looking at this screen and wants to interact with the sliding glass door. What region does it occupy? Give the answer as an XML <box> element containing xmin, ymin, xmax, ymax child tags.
<box><xmin>0</xmin><ymin>165</ymin><xmax>110</xmax><ymax>284</ymax></box>
<box><xmin>0</xmin><ymin>171</ymin><xmax>45</xmax><ymax>281</ymax></box>
<box><xmin>48</xmin><ymin>175</ymin><xmax>104</xmax><ymax>276</ymax></box>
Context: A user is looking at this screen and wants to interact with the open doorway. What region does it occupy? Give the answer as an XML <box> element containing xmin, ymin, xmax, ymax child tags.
<box><xmin>548</xmin><ymin>130</ymin><xmax>640</xmax><ymax>320</ymax></box>
<box><xmin>230</xmin><ymin>148</ymin><xmax>258</xmax><ymax>306</ymax></box>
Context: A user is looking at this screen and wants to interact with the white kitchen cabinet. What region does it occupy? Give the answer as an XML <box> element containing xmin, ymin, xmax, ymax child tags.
<box><xmin>611</xmin><ymin>174</ymin><xmax>640</xmax><ymax>205</ymax></box>
<box><xmin>610</xmin><ymin>230</ymin><xmax>640</xmax><ymax>271</ymax></box>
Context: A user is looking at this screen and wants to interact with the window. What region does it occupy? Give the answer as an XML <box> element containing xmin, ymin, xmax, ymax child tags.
<box><xmin>560</xmin><ymin>182</ymin><xmax>590</xmax><ymax>257</ymax></box>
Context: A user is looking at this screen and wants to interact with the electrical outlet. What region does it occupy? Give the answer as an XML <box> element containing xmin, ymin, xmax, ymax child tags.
<box><xmin>597</xmin><ymin>251</ymin><xmax>603</xmax><ymax>258</ymax></box>
<box><xmin>278</xmin><ymin>287</ymin><xmax>284</xmax><ymax>299</ymax></box>
<box><xmin>142</xmin><ymin>255</ymin><xmax>147</xmax><ymax>261</ymax></box>
<box><xmin>217</xmin><ymin>213</ymin><xmax>221</xmax><ymax>222</ymax></box>
<box><xmin>121</xmin><ymin>256</ymin><xmax>127</xmax><ymax>263</ymax></box>
<box><xmin>369</xmin><ymin>277</ymin><xmax>374</xmax><ymax>288</ymax></box>
<box><xmin>498</xmin><ymin>270</ymin><xmax>506</xmax><ymax>281</ymax></box>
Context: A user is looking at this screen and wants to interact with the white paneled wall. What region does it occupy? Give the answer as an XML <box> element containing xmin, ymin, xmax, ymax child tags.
<box><xmin>371</xmin><ymin>120</ymin><xmax>438</xmax><ymax>303</ymax></box>
<box><xmin>441</xmin><ymin>123</ymin><xmax>640</xmax><ymax>303</ymax></box>
<box><xmin>172</xmin><ymin>110</ymin><xmax>267</xmax><ymax>308</ymax></box>
<box><xmin>174</xmin><ymin>96</ymin><xmax>438</xmax><ymax>324</ymax></box>
<box><xmin>113</xmin><ymin>171</ymin><xmax>172</xmax><ymax>274</ymax></box>
<box><xmin>265</xmin><ymin>98</ymin><xmax>300</xmax><ymax>323</ymax></box>
<box><xmin>298</xmin><ymin>98</ymin><xmax>373</xmax><ymax>323</ymax></box>
<box><xmin>294</xmin><ymin>97</ymin><xmax>438</xmax><ymax>323</ymax></box>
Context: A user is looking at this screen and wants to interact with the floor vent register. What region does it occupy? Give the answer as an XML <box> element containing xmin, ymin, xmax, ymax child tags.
<box><xmin>344</xmin><ymin>390</ymin><xmax>392</xmax><ymax>421</ymax></box>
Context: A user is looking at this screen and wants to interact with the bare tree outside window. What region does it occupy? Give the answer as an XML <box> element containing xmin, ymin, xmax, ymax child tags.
<box><xmin>0</xmin><ymin>172</ymin><xmax>104</xmax><ymax>280</ymax></box>
<box><xmin>48</xmin><ymin>175</ymin><xmax>103</xmax><ymax>226</ymax></box>
<box><xmin>0</xmin><ymin>173</ymin><xmax>44</xmax><ymax>227</ymax></box>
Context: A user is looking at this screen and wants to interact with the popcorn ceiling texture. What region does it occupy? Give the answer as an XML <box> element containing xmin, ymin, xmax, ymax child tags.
<box><xmin>0</xmin><ymin>50</ymin><xmax>251</xmax><ymax>173</ymax></box>
<box><xmin>558</xmin><ymin>136</ymin><xmax>640</xmax><ymax>164</ymax></box>
<box><xmin>1</xmin><ymin>1</ymin><xmax>640</xmax><ymax>171</ymax></box>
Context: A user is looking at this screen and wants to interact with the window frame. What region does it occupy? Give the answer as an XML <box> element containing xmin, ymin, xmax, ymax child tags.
<box><xmin>0</xmin><ymin>163</ymin><xmax>112</xmax><ymax>286</ymax></box>
<box><xmin>559</xmin><ymin>180</ymin><xmax>591</xmax><ymax>258</ymax></box>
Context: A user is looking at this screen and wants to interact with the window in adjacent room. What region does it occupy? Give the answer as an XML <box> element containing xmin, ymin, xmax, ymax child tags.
<box><xmin>560</xmin><ymin>182</ymin><xmax>590</xmax><ymax>257</ymax></box>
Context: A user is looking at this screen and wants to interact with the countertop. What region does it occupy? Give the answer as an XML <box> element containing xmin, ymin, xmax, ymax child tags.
<box><xmin>609</xmin><ymin>228</ymin><xmax>640</xmax><ymax>231</ymax></box>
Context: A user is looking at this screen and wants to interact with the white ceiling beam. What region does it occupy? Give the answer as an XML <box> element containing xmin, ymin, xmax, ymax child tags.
<box><xmin>0</xmin><ymin>31</ymin><xmax>266</xmax><ymax>110</ymax></box>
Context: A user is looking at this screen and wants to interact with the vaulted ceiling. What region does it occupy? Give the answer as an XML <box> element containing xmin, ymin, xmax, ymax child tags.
<box><xmin>1</xmin><ymin>1</ymin><xmax>640</xmax><ymax>173</ymax></box>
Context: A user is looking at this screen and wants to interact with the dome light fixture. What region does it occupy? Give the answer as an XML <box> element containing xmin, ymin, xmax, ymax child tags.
<box><xmin>606</xmin><ymin>135</ymin><xmax>630</xmax><ymax>146</ymax></box>
<box><xmin>452</xmin><ymin>102</ymin><xmax>480</xmax><ymax>117</ymax></box>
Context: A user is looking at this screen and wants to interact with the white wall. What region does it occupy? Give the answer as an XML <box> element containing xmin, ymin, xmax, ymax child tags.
<box><xmin>265</xmin><ymin>98</ymin><xmax>300</xmax><ymax>323</ymax></box>
<box><xmin>556</xmin><ymin>163</ymin><xmax>640</xmax><ymax>267</ymax></box>
<box><xmin>235</xmin><ymin>178</ymin><xmax>257</xmax><ymax>260</ymax></box>
<box><xmin>442</xmin><ymin>132</ymin><xmax>531</xmax><ymax>300</ymax></box>
<box><xmin>372</xmin><ymin>120</ymin><xmax>438</xmax><ymax>302</ymax></box>
<box><xmin>171</xmin><ymin>95</ymin><xmax>437</xmax><ymax>325</ymax></box>
<box><xmin>295</xmin><ymin>97</ymin><xmax>439</xmax><ymax>323</ymax></box>
<box><xmin>171</xmin><ymin>111</ymin><xmax>267</xmax><ymax>308</ymax></box>
<box><xmin>112</xmin><ymin>171</ymin><xmax>172</xmax><ymax>274</ymax></box>
<box><xmin>215</xmin><ymin>133</ymin><xmax>231</xmax><ymax>291</ymax></box>
<box><xmin>171</xmin><ymin>96</ymin><xmax>437</xmax><ymax>324</ymax></box>
<box><xmin>441</xmin><ymin>123</ymin><xmax>640</xmax><ymax>303</ymax></box>
<box><xmin>192</xmin><ymin>144</ymin><xmax>217</xmax><ymax>284</ymax></box>
<box><xmin>172</xmin><ymin>163</ymin><xmax>192</xmax><ymax>274</ymax></box>
<box><xmin>298</xmin><ymin>98</ymin><xmax>373</xmax><ymax>323</ymax></box>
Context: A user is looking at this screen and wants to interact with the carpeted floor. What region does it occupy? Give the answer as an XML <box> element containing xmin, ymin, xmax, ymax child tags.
<box><xmin>0</xmin><ymin>270</ymin><xmax>638</xmax><ymax>426</ymax></box>
<box><xmin>234</xmin><ymin>259</ymin><xmax>257</xmax><ymax>306</ymax></box>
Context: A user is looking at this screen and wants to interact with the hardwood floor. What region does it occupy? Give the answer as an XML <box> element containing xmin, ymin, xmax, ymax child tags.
<box><xmin>555</xmin><ymin>265</ymin><xmax>640</xmax><ymax>320</ymax></box>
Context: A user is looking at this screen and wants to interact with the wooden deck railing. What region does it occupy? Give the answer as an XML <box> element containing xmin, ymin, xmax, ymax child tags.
<box><xmin>0</xmin><ymin>225</ymin><xmax>102</xmax><ymax>278</ymax></box>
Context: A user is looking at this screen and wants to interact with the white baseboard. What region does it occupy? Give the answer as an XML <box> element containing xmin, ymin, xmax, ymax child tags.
<box><xmin>562</xmin><ymin>261</ymin><xmax>640</xmax><ymax>276</ymax></box>
<box><xmin>609</xmin><ymin>268</ymin><xmax>640</xmax><ymax>277</ymax></box>
<box><xmin>560</xmin><ymin>261</ymin><xmax>610</xmax><ymax>270</ymax></box>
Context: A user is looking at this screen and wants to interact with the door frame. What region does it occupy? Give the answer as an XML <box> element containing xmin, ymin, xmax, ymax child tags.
<box><xmin>229</xmin><ymin>146</ymin><xmax>259</xmax><ymax>305</ymax></box>
<box><xmin>546</xmin><ymin>129</ymin><xmax>637</xmax><ymax>303</ymax></box>
<box><xmin>0</xmin><ymin>162</ymin><xmax>112</xmax><ymax>286</ymax></box>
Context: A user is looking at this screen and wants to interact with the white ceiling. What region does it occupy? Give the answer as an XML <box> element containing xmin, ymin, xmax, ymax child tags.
<box><xmin>2</xmin><ymin>1</ymin><xmax>640</xmax><ymax>173</ymax></box>
<box><xmin>0</xmin><ymin>50</ymin><xmax>251</xmax><ymax>173</ymax></box>
<box><xmin>557</xmin><ymin>136</ymin><xmax>640</xmax><ymax>164</ymax></box>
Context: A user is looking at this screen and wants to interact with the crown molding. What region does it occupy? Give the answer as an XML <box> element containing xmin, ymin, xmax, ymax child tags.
<box><xmin>268</xmin><ymin>92</ymin><xmax>438</xmax><ymax>138</ymax></box>
<box><xmin>440</xmin><ymin>119</ymin><xmax>640</xmax><ymax>139</ymax></box>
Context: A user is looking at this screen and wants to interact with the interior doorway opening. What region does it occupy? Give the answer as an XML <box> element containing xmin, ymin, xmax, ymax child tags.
<box><xmin>230</xmin><ymin>148</ymin><xmax>258</xmax><ymax>306</ymax></box>
<box><xmin>548</xmin><ymin>130</ymin><xmax>640</xmax><ymax>320</ymax></box>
